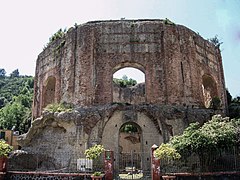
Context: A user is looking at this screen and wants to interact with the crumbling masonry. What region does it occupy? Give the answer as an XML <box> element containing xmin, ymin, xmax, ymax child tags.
<box><xmin>16</xmin><ymin>19</ymin><xmax>227</xmax><ymax>172</ymax></box>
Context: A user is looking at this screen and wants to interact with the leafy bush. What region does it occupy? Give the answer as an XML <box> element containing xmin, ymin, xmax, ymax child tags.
<box><xmin>44</xmin><ymin>103</ymin><xmax>73</xmax><ymax>113</ymax></box>
<box><xmin>163</xmin><ymin>18</ymin><xmax>175</xmax><ymax>25</ymax></box>
<box><xmin>171</xmin><ymin>115</ymin><xmax>238</xmax><ymax>154</ymax></box>
<box><xmin>0</xmin><ymin>140</ymin><xmax>13</xmax><ymax>157</ymax></box>
<box><xmin>113</xmin><ymin>75</ymin><xmax>137</xmax><ymax>88</ymax></box>
<box><xmin>43</xmin><ymin>28</ymin><xmax>67</xmax><ymax>50</ymax></box>
<box><xmin>210</xmin><ymin>96</ymin><xmax>221</xmax><ymax>110</ymax></box>
<box><xmin>170</xmin><ymin>115</ymin><xmax>240</xmax><ymax>171</ymax></box>
<box><xmin>154</xmin><ymin>143</ymin><xmax>181</xmax><ymax>161</ymax></box>
<box><xmin>84</xmin><ymin>144</ymin><xmax>105</xmax><ymax>160</ymax></box>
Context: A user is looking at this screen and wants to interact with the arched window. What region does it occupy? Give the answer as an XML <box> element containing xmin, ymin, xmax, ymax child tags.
<box><xmin>112</xmin><ymin>65</ymin><xmax>145</xmax><ymax>104</ymax></box>
<box><xmin>202</xmin><ymin>74</ymin><xmax>218</xmax><ymax>108</ymax></box>
<box><xmin>43</xmin><ymin>76</ymin><xmax>56</xmax><ymax>108</ymax></box>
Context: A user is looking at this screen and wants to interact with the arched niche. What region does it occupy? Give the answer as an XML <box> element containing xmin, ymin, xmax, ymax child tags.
<box><xmin>43</xmin><ymin>76</ymin><xmax>56</xmax><ymax>108</ymax></box>
<box><xmin>119</xmin><ymin>122</ymin><xmax>142</xmax><ymax>153</ymax></box>
<box><xmin>202</xmin><ymin>74</ymin><xmax>218</xmax><ymax>108</ymax></box>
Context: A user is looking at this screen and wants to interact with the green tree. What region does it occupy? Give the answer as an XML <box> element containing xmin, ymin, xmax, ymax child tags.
<box><xmin>229</xmin><ymin>96</ymin><xmax>240</xmax><ymax>119</ymax></box>
<box><xmin>0</xmin><ymin>97</ymin><xmax>6</xmax><ymax>108</ymax></box>
<box><xmin>226</xmin><ymin>89</ymin><xmax>232</xmax><ymax>107</ymax></box>
<box><xmin>0</xmin><ymin>102</ymin><xmax>25</xmax><ymax>130</ymax></box>
<box><xmin>113</xmin><ymin>75</ymin><xmax>137</xmax><ymax>88</ymax></box>
<box><xmin>0</xmin><ymin>74</ymin><xmax>34</xmax><ymax>133</ymax></box>
<box><xmin>0</xmin><ymin>68</ymin><xmax>6</xmax><ymax>78</ymax></box>
<box><xmin>210</xmin><ymin>96</ymin><xmax>221</xmax><ymax>110</ymax></box>
<box><xmin>170</xmin><ymin>115</ymin><xmax>239</xmax><ymax>171</ymax></box>
<box><xmin>10</xmin><ymin>69</ymin><xmax>19</xmax><ymax>78</ymax></box>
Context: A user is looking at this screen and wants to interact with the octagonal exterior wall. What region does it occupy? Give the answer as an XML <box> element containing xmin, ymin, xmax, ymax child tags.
<box><xmin>32</xmin><ymin>20</ymin><xmax>227</xmax><ymax>119</ymax></box>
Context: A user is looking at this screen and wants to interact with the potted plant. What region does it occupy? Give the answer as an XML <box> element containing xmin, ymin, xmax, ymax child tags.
<box><xmin>84</xmin><ymin>144</ymin><xmax>105</xmax><ymax>180</ymax></box>
<box><xmin>0</xmin><ymin>140</ymin><xmax>13</xmax><ymax>172</ymax></box>
<box><xmin>154</xmin><ymin>143</ymin><xmax>181</xmax><ymax>180</ymax></box>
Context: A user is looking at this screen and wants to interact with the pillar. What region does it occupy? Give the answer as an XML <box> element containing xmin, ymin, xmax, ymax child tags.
<box><xmin>151</xmin><ymin>144</ymin><xmax>160</xmax><ymax>180</ymax></box>
<box><xmin>104</xmin><ymin>150</ymin><xmax>114</xmax><ymax>180</ymax></box>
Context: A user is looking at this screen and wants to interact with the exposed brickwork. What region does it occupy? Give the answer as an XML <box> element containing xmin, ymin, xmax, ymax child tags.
<box><xmin>18</xmin><ymin>19</ymin><xmax>227</xmax><ymax>174</ymax></box>
<box><xmin>33</xmin><ymin>19</ymin><xmax>227</xmax><ymax>118</ymax></box>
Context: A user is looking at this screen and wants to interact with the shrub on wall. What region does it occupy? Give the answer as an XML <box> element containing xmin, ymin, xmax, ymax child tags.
<box><xmin>44</xmin><ymin>103</ymin><xmax>73</xmax><ymax>113</ymax></box>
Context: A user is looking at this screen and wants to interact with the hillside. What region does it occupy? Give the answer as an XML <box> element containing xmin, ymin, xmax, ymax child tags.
<box><xmin>0</xmin><ymin>70</ymin><xmax>34</xmax><ymax>134</ymax></box>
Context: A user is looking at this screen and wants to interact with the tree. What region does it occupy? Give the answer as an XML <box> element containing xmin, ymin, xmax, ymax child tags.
<box><xmin>0</xmin><ymin>69</ymin><xmax>6</xmax><ymax>78</ymax></box>
<box><xmin>210</xmin><ymin>96</ymin><xmax>221</xmax><ymax>110</ymax></box>
<box><xmin>0</xmin><ymin>97</ymin><xmax>6</xmax><ymax>109</ymax></box>
<box><xmin>113</xmin><ymin>75</ymin><xmax>137</xmax><ymax>88</ymax></box>
<box><xmin>170</xmin><ymin>115</ymin><xmax>239</xmax><ymax>171</ymax></box>
<box><xmin>0</xmin><ymin>73</ymin><xmax>34</xmax><ymax>133</ymax></box>
<box><xmin>226</xmin><ymin>89</ymin><xmax>232</xmax><ymax>107</ymax></box>
<box><xmin>0</xmin><ymin>102</ymin><xmax>29</xmax><ymax>132</ymax></box>
<box><xmin>229</xmin><ymin>96</ymin><xmax>240</xmax><ymax>119</ymax></box>
<box><xmin>10</xmin><ymin>69</ymin><xmax>19</xmax><ymax>78</ymax></box>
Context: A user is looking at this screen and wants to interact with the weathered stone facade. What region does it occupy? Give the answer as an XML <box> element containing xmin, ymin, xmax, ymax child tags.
<box><xmin>17</xmin><ymin>19</ymin><xmax>227</xmax><ymax>172</ymax></box>
<box><xmin>32</xmin><ymin>19</ymin><xmax>227</xmax><ymax>118</ymax></box>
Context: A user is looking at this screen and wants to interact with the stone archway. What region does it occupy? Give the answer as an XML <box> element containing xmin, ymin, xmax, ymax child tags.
<box><xmin>101</xmin><ymin>109</ymin><xmax>163</xmax><ymax>176</ymax></box>
<box><xmin>118</xmin><ymin>122</ymin><xmax>143</xmax><ymax>173</ymax></box>
<box><xmin>112</xmin><ymin>63</ymin><xmax>146</xmax><ymax>104</ymax></box>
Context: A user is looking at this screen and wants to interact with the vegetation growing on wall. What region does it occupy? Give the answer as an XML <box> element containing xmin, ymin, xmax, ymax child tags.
<box><xmin>44</xmin><ymin>103</ymin><xmax>73</xmax><ymax>113</ymax></box>
<box><xmin>208</xmin><ymin>35</ymin><xmax>223</xmax><ymax>48</ymax></box>
<box><xmin>163</xmin><ymin>18</ymin><xmax>175</xmax><ymax>25</ymax></box>
<box><xmin>43</xmin><ymin>28</ymin><xmax>67</xmax><ymax>50</ymax></box>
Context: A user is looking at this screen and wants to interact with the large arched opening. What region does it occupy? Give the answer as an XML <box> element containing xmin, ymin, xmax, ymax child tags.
<box><xmin>100</xmin><ymin>110</ymin><xmax>162</xmax><ymax>176</ymax></box>
<box><xmin>112</xmin><ymin>63</ymin><xmax>146</xmax><ymax>104</ymax></box>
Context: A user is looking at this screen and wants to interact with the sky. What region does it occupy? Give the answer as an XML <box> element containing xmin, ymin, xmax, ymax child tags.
<box><xmin>0</xmin><ymin>0</ymin><xmax>239</xmax><ymax>97</ymax></box>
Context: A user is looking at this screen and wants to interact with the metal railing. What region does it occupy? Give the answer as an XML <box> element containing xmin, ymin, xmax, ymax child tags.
<box><xmin>160</xmin><ymin>146</ymin><xmax>240</xmax><ymax>174</ymax></box>
<box><xmin>8</xmin><ymin>152</ymin><xmax>104</xmax><ymax>174</ymax></box>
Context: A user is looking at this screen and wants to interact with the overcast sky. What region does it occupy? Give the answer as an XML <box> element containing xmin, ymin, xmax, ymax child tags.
<box><xmin>0</xmin><ymin>0</ymin><xmax>239</xmax><ymax>97</ymax></box>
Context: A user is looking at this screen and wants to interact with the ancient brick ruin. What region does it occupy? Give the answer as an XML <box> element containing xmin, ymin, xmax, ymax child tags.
<box><xmin>17</xmin><ymin>19</ymin><xmax>227</xmax><ymax>173</ymax></box>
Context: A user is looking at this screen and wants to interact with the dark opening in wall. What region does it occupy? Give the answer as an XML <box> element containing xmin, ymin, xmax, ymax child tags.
<box><xmin>202</xmin><ymin>74</ymin><xmax>218</xmax><ymax>108</ymax></box>
<box><xmin>43</xmin><ymin>76</ymin><xmax>56</xmax><ymax>108</ymax></box>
